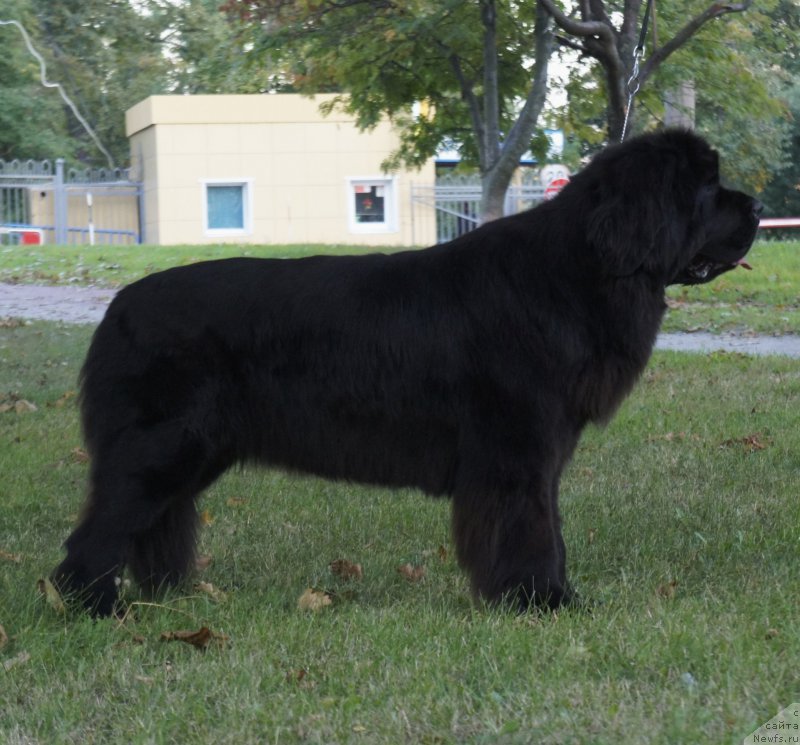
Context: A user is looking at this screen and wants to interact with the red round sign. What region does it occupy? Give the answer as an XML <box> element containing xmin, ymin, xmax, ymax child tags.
<box><xmin>544</xmin><ymin>176</ymin><xmax>569</xmax><ymax>200</ymax></box>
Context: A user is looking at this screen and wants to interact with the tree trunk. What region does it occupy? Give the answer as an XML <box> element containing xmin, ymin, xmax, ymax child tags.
<box><xmin>478</xmin><ymin>1</ymin><xmax>553</xmax><ymax>223</ymax></box>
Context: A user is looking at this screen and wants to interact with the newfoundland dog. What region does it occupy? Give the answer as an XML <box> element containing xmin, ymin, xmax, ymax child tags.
<box><xmin>52</xmin><ymin>129</ymin><xmax>761</xmax><ymax>616</ymax></box>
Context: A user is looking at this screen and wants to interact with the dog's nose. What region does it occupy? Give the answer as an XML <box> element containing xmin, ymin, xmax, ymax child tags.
<box><xmin>752</xmin><ymin>200</ymin><xmax>764</xmax><ymax>217</ymax></box>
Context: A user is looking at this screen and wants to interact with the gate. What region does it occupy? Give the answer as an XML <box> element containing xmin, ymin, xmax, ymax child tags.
<box><xmin>0</xmin><ymin>158</ymin><xmax>142</xmax><ymax>245</ymax></box>
<box><xmin>411</xmin><ymin>174</ymin><xmax>546</xmax><ymax>243</ymax></box>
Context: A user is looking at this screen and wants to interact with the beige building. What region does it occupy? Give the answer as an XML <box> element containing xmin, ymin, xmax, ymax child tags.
<box><xmin>125</xmin><ymin>94</ymin><xmax>437</xmax><ymax>247</ymax></box>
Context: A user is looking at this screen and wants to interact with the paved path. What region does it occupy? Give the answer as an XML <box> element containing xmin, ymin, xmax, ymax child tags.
<box><xmin>2</xmin><ymin>281</ymin><xmax>800</xmax><ymax>358</ymax></box>
<box><xmin>0</xmin><ymin>282</ymin><xmax>114</xmax><ymax>325</ymax></box>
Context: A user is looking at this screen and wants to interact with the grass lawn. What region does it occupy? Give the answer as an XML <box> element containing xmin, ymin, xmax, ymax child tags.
<box><xmin>1</xmin><ymin>239</ymin><xmax>799</xmax><ymax>335</ymax></box>
<box><xmin>1</xmin><ymin>321</ymin><xmax>799</xmax><ymax>743</ymax></box>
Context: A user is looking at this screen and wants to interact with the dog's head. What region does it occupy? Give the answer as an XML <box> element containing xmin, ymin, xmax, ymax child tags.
<box><xmin>577</xmin><ymin>129</ymin><xmax>761</xmax><ymax>285</ymax></box>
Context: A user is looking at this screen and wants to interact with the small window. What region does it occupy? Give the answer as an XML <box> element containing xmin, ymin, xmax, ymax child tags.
<box><xmin>202</xmin><ymin>180</ymin><xmax>252</xmax><ymax>236</ymax></box>
<box><xmin>354</xmin><ymin>184</ymin><xmax>385</xmax><ymax>223</ymax></box>
<box><xmin>347</xmin><ymin>178</ymin><xmax>397</xmax><ymax>234</ymax></box>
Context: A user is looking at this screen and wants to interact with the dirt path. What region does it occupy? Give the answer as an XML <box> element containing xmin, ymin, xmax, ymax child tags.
<box><xmin>2</xmin><ymin>281</ymin><xmax>800</xmax><ymax>358</ymax></box>
<box><xmin>0</xmin><ymin>282</ymin><xmax>115</xmax><ymax>325</ymax></box>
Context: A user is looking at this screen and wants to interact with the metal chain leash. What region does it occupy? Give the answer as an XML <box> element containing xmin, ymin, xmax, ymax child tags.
<box><xmin>620</xmin><ymin>0</ymin><xmax>655</xmax><ymax>142</ymax></box>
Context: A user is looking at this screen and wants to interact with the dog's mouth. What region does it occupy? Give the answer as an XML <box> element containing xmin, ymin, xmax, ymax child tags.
<box><xmin>674</xmin><ymin>253</ymin><xmax>752</xmax><ymax>285</ymax></box>
<box><xmin>686</xmin><ymin>255</ymin><xmax>752</xmax><ymax>281</ymax></box>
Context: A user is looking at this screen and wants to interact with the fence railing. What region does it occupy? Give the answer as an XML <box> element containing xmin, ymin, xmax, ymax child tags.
<box><xmin>0</xmin><ymin>158</ymin><xmax>141</xmax><ymax>245</ymax></box>
<box><xmin>411</xmin><ymin>182</ymin><xmax>546</xmax><ymax>243</ymax></box>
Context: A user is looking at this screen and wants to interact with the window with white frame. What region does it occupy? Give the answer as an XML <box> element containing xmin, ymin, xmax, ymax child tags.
<box><xmin>347</xmin><ymin>178</ymin><xmax>397</xmax><ymax>234</ymax></box>
<box><xmin>202</xmin><ymin>179</ymin><xmax>253</xmax><ymax>236</ymax></box>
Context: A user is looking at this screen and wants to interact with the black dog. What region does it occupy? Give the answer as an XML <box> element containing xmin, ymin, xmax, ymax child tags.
<box><xmin>52</xmin><ymin>130</ymin><xmax>761</xmax><ymax>616</ymax></box>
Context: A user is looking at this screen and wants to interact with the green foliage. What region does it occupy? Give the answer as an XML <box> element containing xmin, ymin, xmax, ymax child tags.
<box><xmin>654</xmin><ymin>3</ymin><xmax>789</xmax><ymax>193</ymax></box>
<box><xmin>232</xmin><ymin>0</ymin><xmax>549</xmax><ymax>173</ymax></box>
<box><xmin>0</xmin><ymin>0</ymin><xmax>278</xmax><ymax>166</ymax></box>
<box><xmin>555</xmin><ymin>0</ymin><xmax>795</xmax><ymax>194</ymax></box>
<box><xmin>0</xmin><ymin>3</ymin><xmax>75</xmax><ymax>160</ymax></box>
<box><xmin>30</xmin><ymin>0</ymin><xmax>171</xmax><ymax>166</ymax></box>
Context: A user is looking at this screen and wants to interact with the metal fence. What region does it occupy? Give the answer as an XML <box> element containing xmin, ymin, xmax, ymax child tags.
<box><xmin>411</xmin><ymin>174</ymin><xmax>546</xmax><ymax>243</ymax></box>
<box><xmin>0</xmin><ymin>158</ymin><xmax>142</xmax><ymax>246</ymax></box>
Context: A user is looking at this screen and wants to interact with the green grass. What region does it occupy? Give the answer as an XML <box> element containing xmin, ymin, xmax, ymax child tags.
<box><xmin>0</xmin><ymin>243</ymin><xmax>394</xmax><ymax>289</ymax></box>
<box><xmin>1</xmin><ymin>239</ymin><xmax>798</xmax><ymax>335</ymax></box>
<box><xmin>663</xmin><ymin>241</ymin><xmax>800</xmax><ymax>335</ymax></box>
<box><xmin>2</xmin><ymin>323</ymin><xmax>799</xmax><ymax>743</ymax></box>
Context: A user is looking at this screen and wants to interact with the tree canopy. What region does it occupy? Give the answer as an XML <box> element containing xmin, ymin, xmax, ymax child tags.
<box><xmin>0</xmin><ymin>0</ymin><xmax>797</xmax><ymax>216</ymax></box>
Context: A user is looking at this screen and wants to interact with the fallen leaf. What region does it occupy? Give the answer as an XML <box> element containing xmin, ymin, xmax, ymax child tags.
<box><xmin>195</xmin><ymin>554</ymin><xmax>213</xmax><ymax>572</ymax></box>
<box><xmin>765</xmin><ymin>628</ymin><xmax>780</xmax><ymax>640</ymax></box>
<box><xmin>297</xmin><ymin>588</ymin><xmax>333</xmax><ymax>612</ymax></box>
<box><xmin>194</xmin><ymin>581</ymin><xmax>227</xmax><ymax>603</ymax></box>
<box><xmin>160</xmin><ymin>627</ymin><xmax>228</xmax><ymax>651</ymax></box>
<box><xmin>226</xmin><ymin>496</ymin><xmax>247</xmax><ymax>507</ymax></box>
<box><xmin>0</xmin><ymin>624</ymin><xmax>8</xmax><ymax>649</ymax></box>
<box><xmin>14</xmin><ymin>399</ymin><xmax>37</xmax><ymax>414</ymax></box>
<box><xmin>37</xmin><ymin>577</ymin><xmax>66</xmax><ymax>614</ymax></box>
<box><xmin>329</xmin><ymin>559</ymin><xmax>363</xmax><ymax>581</ymax></box>
<box><xmin>3</xmin><ymin>651</ymin><xmax>30</xmax><ymax>671</ymax></box>
<box><xmin>397</xmin><ymin>563</ymin><xmax>426</xmax><ymax>583</ymax></box>
<box><xmin>0</xmin><ymin>549</ymin><xmax>22</xmax><ymax>563</ymax></box>
<box><xmin>656</xmin><ymin>580</ymin><xmax>678</xmax><ymax>599</ymax></box>
<box><xmin>422</xmin><ymin>545</ymin><xmax>449</xmax><ymax>562</ymax></box>
<box><xmin>285</xmin><ymin>668</ymin><xmax>316</xmax><ymax>689</ymax></box>
<box><xmin>199</xmin><ymin>510</ymin><xmax>215</xmax><ymax>526</ymax></box>
<box><xmin>587</xmin><ymin>528</ymin><xmax>597</xmax><ymax>545</ymax></box>
<box><xmin>720</xmin><ymin>432</ymin><xmax>771</xmax><ymax>453</ymax></box>
<box><xmin>51</xmin><ymin>391</ymin><xmax>76</xmax><ymax>408</ymax></box>
<box><xmin>71</xmin><ymin>447</ymin><xmax>90</xmax><ymax>464</ymax></box>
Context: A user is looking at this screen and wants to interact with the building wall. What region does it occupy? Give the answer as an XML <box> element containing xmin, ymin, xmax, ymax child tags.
<box><xmin>125</xmin><ymin>94</ymin><xmax>436</xmax><ymax>247</ymax></box>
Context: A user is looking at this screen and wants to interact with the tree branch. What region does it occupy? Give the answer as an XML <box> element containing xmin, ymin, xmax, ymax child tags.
<box><xmin>448</xmin><ymin>51</ymin><xmax>486</xmax><ymax>170</ymax></box>
<box><xmin>481</xmin><ymin>0</ymin><xmax>501</xmax><ymax>169</ymax></box>
<box><xmin>640</xmin><ymin>1</ymin><xmax>752</xmax><ymax>81</ymax></box>
<box><xmin>538</xmin><ymin>0</ymin><xmax>615</xmax><ymax>44</ymax></box>
<box><xmin>503</xmin><ymin>1</ymin><xmax>553</xmax><ymax>159</ymax></box>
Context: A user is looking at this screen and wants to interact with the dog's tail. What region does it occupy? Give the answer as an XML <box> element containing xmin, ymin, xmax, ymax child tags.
<box><xmin>127</xmin><ymin>497</ymin><xmax>201</xmax><ymax>595</ymax></box>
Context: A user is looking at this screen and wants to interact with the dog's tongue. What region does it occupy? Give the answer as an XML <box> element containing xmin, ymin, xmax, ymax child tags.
<box><xmin>737</xmin><ymin>258</ymin><xmax>753</xmax><ymax>271</ymax></box>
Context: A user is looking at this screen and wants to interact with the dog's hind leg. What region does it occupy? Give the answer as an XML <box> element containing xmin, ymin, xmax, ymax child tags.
<box><xmin>52</xmin><ymin>420</ymin><xmax>228</xmax><ymax>615</ymax></box>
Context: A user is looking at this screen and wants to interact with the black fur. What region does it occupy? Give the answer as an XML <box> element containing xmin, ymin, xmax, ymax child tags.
<box><xmin>52</xmin><ymin>130</ymin><xmax>761</xmax><ymax>616</ymax></box>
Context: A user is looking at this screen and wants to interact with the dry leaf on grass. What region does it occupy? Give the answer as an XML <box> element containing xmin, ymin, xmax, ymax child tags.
<box><xmin>3</xmin><ymin>651</ymin><xmax>30</xmax><ymax>671</ymax></box>
<box><xmin>0</xmin><ymin>549</ymin><xmax>22</xmax><ymax>563</ymax></box>
<box><xmin>397</xmin><ymin>563</ymin><xmax>426</xmax><ymax>583</ymax></box>
<box><xmin>329</xmin><ymin>559</ymin><xmax>363</xmax><ymax>581</ymax></box>
<box><xmin>422</xmin><ymin>545</ymin><xmax>449</xmax><ymax>563</ymax></box>
<box><xmin>226</xmin><ymin>496</ymin><xmax>248</xmax><ymax>507</ymax></box>
<box><xmin>0</xmin><ymin>623</ymin><xmax>8</xmax><ymax>649</ymax></box>
<box><xmin>37</xmin><ymin>578</ymin><xmax>66</xmax><ymax>614</ymax></box>
<box><xmin>720</xmin><ymin>432</ymin><xmax>772</xmax><ymax>453</ymax></box>
<box><xmin>0</xmin><ymin>397</ymin><xmax>37</xmax><ymax>414</ymax></box>
<box><xmin>656</xmin><ymin>580</ymin><xmax>678</xmax><ymax>599</ymax></box>
<box><xmin>285</xmin><ymin>668</ymin><xmax>316</xmax><ymax>689</ymax></box>
<box><xmin>194</xmin><ymin>581</ymin><xmax>227</xmax><ymax>603</ymax></box>
<box><xmin>160</xmin><ymin>626</ymin><xmax>228</xmax><ymax>651</ymax></box>
<box><xmin>199</xmin><ymin>510</ymin><xmax>215</xmax><ymax>526</ymax></box>
<box><xmin>71</xmin><ymin>447</ymin><xmax>90</xmax><ymax>464</ymax></box>
<box><xmin>50</xmin><ymin>391</ymin><xmax>76</xmax><ymax>408</ymax></box>
<box><xmin>195</xmin><ymin>554</ymin><xmax>213</xmax><ymax>572</ymax></box>
<box><xmin>297</xmin><ymin>588</ymin><xmax>333</xmax><ymax>612</ymax></box>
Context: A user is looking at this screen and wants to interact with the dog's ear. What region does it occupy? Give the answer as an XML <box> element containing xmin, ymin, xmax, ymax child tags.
<box><xmin>586</xmin><ymin>189</ymin><xmax>662</xmax><ymax>277</ymax></box>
